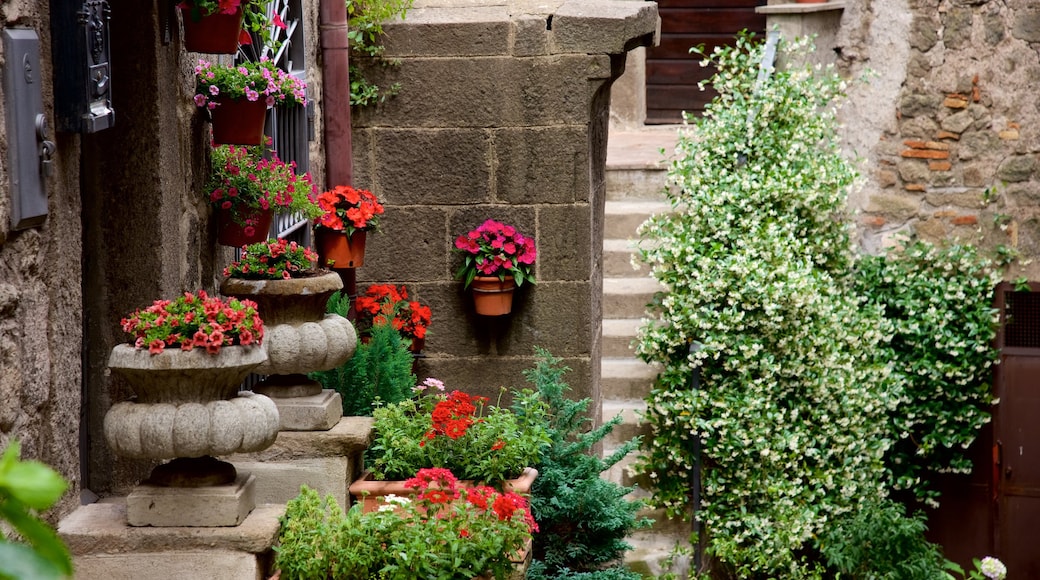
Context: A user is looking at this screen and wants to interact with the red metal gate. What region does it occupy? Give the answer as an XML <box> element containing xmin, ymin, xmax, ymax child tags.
<box><xmin>645</xmin><ymin>0</ymin><xmax>766</xmax><ymax>124</ymax></box>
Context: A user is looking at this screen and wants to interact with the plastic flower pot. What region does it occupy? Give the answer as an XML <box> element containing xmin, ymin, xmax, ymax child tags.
<box><xmin>471</xmin><ymin>275</ymin><xmax>516</xmax><ymax>316</ymax></box>
<box><xmin>209</xmin><ymin>96</ymin><xmax>268</xmax><ymax>145</ymax></box>
<box><xmin>316</xmin><ymin>229</ymin><xmax>367</xmax><ymax>269</ymax></box>
<box><xmin>180</xmin><ymin>5</ymin><xmax>244</xmax><ymax>54</ymax></box>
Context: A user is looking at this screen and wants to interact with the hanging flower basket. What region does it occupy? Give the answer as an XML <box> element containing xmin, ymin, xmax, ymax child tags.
<box><xmin>209</xmin><ymin>96</ymin><xmax>268</xmax><ymax>145</ymax></box>
<box><xmin>180</xmin><ymin>5</ymin><xmax>244</xmax><ymax>54</ymax></box>
<box><xmin>471</xmin><ymin>275</ymin><xmax>516</xmax><ymax>316</ymax></box>
<box><xmin>215</xmin><ymin>205</ymin><xmax>273</xmax><ymax>247</ymax></box>
<box><xmin>316</xmin><ymin>229</ymin><xmax>367</xmax><ymax>269</ymax></box>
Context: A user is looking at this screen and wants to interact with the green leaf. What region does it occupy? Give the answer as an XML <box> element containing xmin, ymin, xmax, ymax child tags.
<box><xmin>0</xmin><ymin>541</ymin><xmax>67</xmax><ymax>580</ymax></box>
<box><xmin>0</xmin><ymin>501</ymin><xmax>73</xmax><ymax>575</ymax></box>
<box><xmin>0</xmin><ymin>461</ymin><xmax>67</xmax><ymax>510</ymax></box>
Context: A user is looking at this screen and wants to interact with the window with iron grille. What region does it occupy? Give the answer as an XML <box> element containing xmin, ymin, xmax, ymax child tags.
<box><xmin>239</xmin><ymin>0</ymin><xmax>313</xmax><ymax>245</ymax></box>
<box><xmin>1004</xmin><ymin>290</ymin><xmax>1040</xmax><ymax>349</ymax></box>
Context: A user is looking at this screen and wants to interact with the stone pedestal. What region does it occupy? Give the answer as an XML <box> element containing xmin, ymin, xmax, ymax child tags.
<box><xmin>254</xmin><ymin>377</ymin><xmax>344</xmax><ymax>431</ymax></box>
<box><xmin>226</xmin><ymin>416</ymin><xmax>374</xmax><ymax>508</ymax></box>
<box><xmin>58</xmin><ymin>501</ymin><xmax>283</xmax><ymax>580</ymax></box>
<box><xmin>127</xmin><ymin>472</ymin><xmax>256</xmax><ymax>527</ymax></box>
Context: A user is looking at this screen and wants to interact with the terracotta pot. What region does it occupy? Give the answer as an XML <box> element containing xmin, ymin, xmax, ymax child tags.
<box><xmin>215</xmin><ymin>206</ymin><xmax>273</xmax><ymax>247</ymax></box>
<box><xmin>470</xmin><ymin>275</ymin><xmax>516</xmax><ymax>316</ymax></box>
<box><xmin>409</xmin><ymin>336</ymin><xmax>425</xmax><ymax>354</ymax></box>
<box><xmin>180</xmin><ymin>5</ymin><xmax>244</xmax><ymax>54</ymax></box>
<box><xmin>349</xmin><ymin>467</ymin><xmax>539</xmax><ymax>514</ymax></box>
<box><xmin>316</xmin><ymin>229</ymin><xmax>367</xmax><ymax>269</ymax></box>
<box><xmin>209</xmin><ymin>96</ymin><xmax>268</xmax><ymax>145</ymax></box>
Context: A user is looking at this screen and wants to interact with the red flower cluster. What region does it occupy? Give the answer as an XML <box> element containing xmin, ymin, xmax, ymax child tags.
<box><xmin>207</xmin><ymin>143</ymin><xmax>318</xmax><ymax>230</ymax></box>
<box><xmin>223</xmin><ymin>237</ymin><xmax>318</xmax><ymax>280</ymax></box>
<box><xmin>355</xmin><ymin>284</ymin><xmax>432</xmax><ymax>342</ymax></box>
<box><xmin>454</xmin><ymin>219</ymin><xmax>536</xmax><ymax>288</ymax></box>
<box><xmin>120</xmin><ymin>290</ymin><xmax>264</xmax><ymax>355</ymax></box>
<box><xmin>422</xmin><ymin>391</ymin><xmax>489</xmax><ymax>446</ymax></box>
<box><xmin>403</xmin><ymin>468</ymin><xmax>537</xmax><ymax>533</ymax></box>
<box><xmin>314</xmin><ymin>185</ymin><xmax>385</xmax><ymax>235</ymax></box>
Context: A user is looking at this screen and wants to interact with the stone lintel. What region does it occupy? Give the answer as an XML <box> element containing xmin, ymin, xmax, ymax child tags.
<box><xmin>58</xmin><ymin>501</ymin><xmax>283</xmax><ymax>555</ymax></box>
<box><xmin>381</xmin><ymin>0</ymin><xmax>658</xmax><ymax>57</ymax></box>
<box><xmin>126</xmin><ymin>472</ymin><xmax>256</xmax><ymax>527</ymax></box>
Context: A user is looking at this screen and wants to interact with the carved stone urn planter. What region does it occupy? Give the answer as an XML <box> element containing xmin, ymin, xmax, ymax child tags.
<box><xmin>220</xmin><ymin>271</ymin><xmax>357</xmax><ymax>431</ymax></box>
<box><xmin>104</xmin><ymin>344</ymin><xmax>279</xmax><ymax>527</ymax></box>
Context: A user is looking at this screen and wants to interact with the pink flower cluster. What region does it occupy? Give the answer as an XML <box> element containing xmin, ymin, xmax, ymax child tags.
<box><xmin>120</xmin><ymin>290</ymin><xmax>264</xmax><ymax>355</ymax></box>
<box><xmin>194</xmin><ymin>57</ymin><xmax>307</xmax><ymax>110</ymax></box>
<box><xmin>453</xmin><ymin>219</ymin><xmax>537</xmax><ymax>287</ymax></box>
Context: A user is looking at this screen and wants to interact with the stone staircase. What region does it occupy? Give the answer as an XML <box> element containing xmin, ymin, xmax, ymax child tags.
<box><xmin>600</xmin><ymin>127</ymin><xmax>691</xmax><ymax>576</ymax></box>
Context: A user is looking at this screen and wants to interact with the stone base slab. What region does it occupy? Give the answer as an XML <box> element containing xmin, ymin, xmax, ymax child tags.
<box><xmin>232</xmin><ymin>456</ymin><xmax>350</xmax><ymax>507</ymax></box>
<box><xmin>273</xmin><ymin>389</ymin><xmax>342</xmax><ymax>431</ymax></box>
<box><xmin>58</xmin><ymin>502</ymin><xmax>283</xmax><ymax>580</ymax></box>
<box><xmin>127</xmin><ymin>472</ymin><xmax>256</xmax><ymax>527</ymax></box>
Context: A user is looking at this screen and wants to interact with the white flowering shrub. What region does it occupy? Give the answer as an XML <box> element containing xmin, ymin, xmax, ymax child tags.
<box><xmin>855</xmin><ymin>240</ymin><xmax>1000</xmax><ymax>505</ymax></box>
<box><xmin>634</xmin><ymin>35</ymin><xmax>900</xmax><ymax>576</ymax></box>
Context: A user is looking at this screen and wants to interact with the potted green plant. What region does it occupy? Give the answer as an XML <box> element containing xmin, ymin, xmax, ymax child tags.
<box><xmin>350</xmin><ymin>379</ymin><xmax>550</xmax><ymax>510</ymax></box>
<box><xmin>313</xmin><ymin>184</ymin><xmax>385</xmax><ymax>269</ymax></box>
<box><xmin>453</xmin><ymin>219</ymin><xmax>536</xmax><ymax>316</ymax></box>
<box><xmin>194</xmin><ymin>57</ymin><xmax>308</xmax><ymax>144</ymax></box>
<box><xmin>277</xmin><ymin>469</ymin><xmax>537</xmax><ymax>579</ymax></box>
<box><xmin>355</xmin><ymin>283</ymin><xmax>431</xmax><ymax>353</ymax></box>
<box><xmin>207</xmin><ymin>144</ymin><xmax>321</xmax><ymax>247</ymax></box>
<box><xmin>179</xmin><ymin>0</ymin><xmax>280</xmax><ymax>54</ymax></box>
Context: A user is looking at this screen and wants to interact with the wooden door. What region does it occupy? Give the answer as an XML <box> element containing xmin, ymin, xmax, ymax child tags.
<box><xmin>645</xmin><ymin>0</ymin><xmax>766</xmax><ymax>124</ymax></box>
<box><xmin>926</xmin><ymin>282</ymin><xmax>1040</xmax><ymax>575</ymax></box>
<box><xmin>993</xmin><ymin>285</ymin><xmax>1040</xmax><ymax>577</ymax></box>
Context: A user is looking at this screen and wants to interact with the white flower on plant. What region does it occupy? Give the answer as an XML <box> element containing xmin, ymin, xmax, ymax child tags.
<box><xmin>979</xmin><ymin>556</ymin><xmax>1006</xmax><ymax>580</ymax></box>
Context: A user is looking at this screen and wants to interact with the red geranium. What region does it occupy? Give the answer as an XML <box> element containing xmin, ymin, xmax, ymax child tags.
<box><xmin>314</xmin><ymin>185</ymin><xmax>384</xmax><ymax>236</ymax></box>
<box><xmin>355</xmin><ymin>284</ymin><xmax>432</xmax><ymax>343</ymax></box>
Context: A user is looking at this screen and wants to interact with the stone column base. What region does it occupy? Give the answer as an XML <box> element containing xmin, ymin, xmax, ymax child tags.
<box><xmin>126</xmin><ymin>472</ymin><xmax>256</xmax><ymax>527</ymax></box>
<box><xmin>271</xmin><ymin>388</ymin><xmax>343</xmax><ymax>431</ymax></box>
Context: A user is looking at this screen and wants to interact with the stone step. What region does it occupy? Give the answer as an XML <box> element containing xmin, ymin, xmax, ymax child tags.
<box><xmin>602</xmin><ymin>318</ymin><xmax>641</xmax><ymax>357</ymax></box>
<box><xmin>604</xmin><ymin>200</ymin><xmax>673</xmax><ymax>240</ymax></box>
<box><xmin>606</xmin><ymin>167</ymin><xmax>670</xmax><ymax>201</ymax></box>
<box><xmin>601</xmin><ymin>399</ymin><xmax>650</xmax><ymax>450</ymax></box>
<box><xmin>603</xmin><ymin>276</ymin><xmax>661</xmax><ymax>319</ymax></box>
<box><xmin>604</xmin><ymin>238</ymin><xmax>651</xmax><ymax>277</ymax></box>
<box><xmin>601</xmin><ymin>357</ymin><xmax>658</xmax><ymax>400</ymax></box>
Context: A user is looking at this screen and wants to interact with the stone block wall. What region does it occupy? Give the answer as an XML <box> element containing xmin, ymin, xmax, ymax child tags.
<box><xmin>0</xmin><ymin>0</ymin><xmax>84</xmax><ymax>518</ymax></box>
<box><xmin>837</xmin><ymin>0</ymin><xmax>1040</xmax><ymax>280</ymax></box>
<box><xmin>349</xmin><ymin>1</ymin><xmax>657</xmax><ymax>406</ymax></box>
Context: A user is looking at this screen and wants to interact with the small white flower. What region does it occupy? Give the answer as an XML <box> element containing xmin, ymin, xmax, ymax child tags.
<box><xmin>979</xmin><ymin>556</ymin><xmax>1006</xmax><ymax>580</ymax></box>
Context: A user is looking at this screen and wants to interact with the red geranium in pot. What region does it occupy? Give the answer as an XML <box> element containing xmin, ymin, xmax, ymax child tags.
<box><xmin>453</xmin><ymin>219</ymin><xmax>537</xmax><ymax>316</ymax></box>
<box><xmin>313</xmin><ymin>185</ymin><xmax>385</xmax><ymax>269</ymax></box>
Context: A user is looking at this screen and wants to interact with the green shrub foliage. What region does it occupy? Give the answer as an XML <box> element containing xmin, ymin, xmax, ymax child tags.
<box><xmin>816</xmin><ymin>498</ymin><xmax>950</xmax><ymax>579</ymax></box>
<box><xmin>855</xmin><ymin>240</ymin><xmax>1000</xmax><ymax>505</ymax></box>
<box><xmin>311</xmin><ymin>292</ymin><xmax>414</xmax><ymax>416</ymax></box>
<box><xmin>634</xmin><ymin>34</ymin><xmax>899</xmax><ymax>576</ymax></box>
<box><xmin>518</xmin><ymin>348</ymin><xmax>650</xmax><ymax>579</ymax></box>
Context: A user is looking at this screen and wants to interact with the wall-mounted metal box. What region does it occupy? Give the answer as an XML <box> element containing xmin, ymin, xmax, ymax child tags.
<box><xmin>3</xmin><ymin>29</ymin><xmax>51</xmax><ymax>230</ymax></box>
